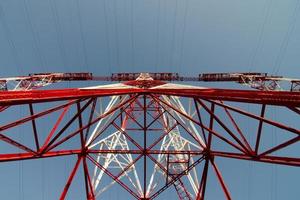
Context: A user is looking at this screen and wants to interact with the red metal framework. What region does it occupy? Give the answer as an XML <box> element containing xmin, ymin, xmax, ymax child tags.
<box><xmin>0</xmin><ymin>72</ymin><xmax>300</xmax><ymax>199</ymax></box>
<box><xmin>1</xmin><ymin>71</ymin><xmax>299</xmax><ymax>91</ymax></box>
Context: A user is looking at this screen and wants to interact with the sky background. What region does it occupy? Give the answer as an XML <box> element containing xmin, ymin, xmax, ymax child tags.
<box><xmin>0</xmin><ymin>0</ymin><xmax>300</xmax><ymax>200</ymax></box>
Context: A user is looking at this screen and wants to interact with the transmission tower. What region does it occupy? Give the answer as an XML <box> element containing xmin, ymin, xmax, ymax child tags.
<box><xmin>0</xmin><ymin>72</ymin><xmax>299</xmax><ymax>199</ymax></box>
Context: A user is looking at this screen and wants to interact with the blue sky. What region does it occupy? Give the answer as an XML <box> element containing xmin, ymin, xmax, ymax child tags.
<box><xmin>0</xmin><ymin>0</ymin><xmax>300</xmax><ymax>199</ymax></box>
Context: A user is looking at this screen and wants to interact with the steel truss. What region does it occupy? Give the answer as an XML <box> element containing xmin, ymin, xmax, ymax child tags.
<box><xmin>0</xmin><ymin>72</ymin><xmax>300</xmax><ymax>199</ymax></box>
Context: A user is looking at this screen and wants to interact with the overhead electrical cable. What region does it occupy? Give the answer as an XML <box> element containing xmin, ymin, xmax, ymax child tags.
<box><xmin>273</xmin><ymin>0</ymin><xmax>300</xmax><ymax>75</ymax></box>
<box><xmin>113</xmin><ymin>0</ymin><xmax>121</xmax><ymax>71</ymax></box>
<box><xmin>22</xmin><ymin>0</ymin><xmax>47</xmax><ymax>72</ymax></box>
<box><xmin>102</xmin><ymin>0</ymin><xmax>112</xmax><ymax>74</ymax></box>
<box><xmin>161</xmin><ymin>0</ymin><xmax>167</xmax><ymax>69</ymax></box>
<box><xmin>130</xmin><ymin>0</ymin><xmax>135</xmax><ymax>71</ymax></box>
<box><xmin>154</xmin><ymin>0</ymin><xmax>161</xmax><ymax>72</ymax></box>
<box><xmin>178</xmin><ymin>0</ymin><xmax>189</xmax><ymax>75</ymax></box>
<box><xmin>170</xmin><ymin>0</ymin><xmax>178</xmax><ymax>70</ymax></box>
<box><xmin>248</xmin><ymin>0</ymin><xmax>273</xmax><ymax>71</ymax></box>
<box><xmin>76</xmin><ymin>0</ymin><xmax>90</xmax><ymax>73</ymax></box>
<box><xmin>49</xmin><ymin>0</ymin><xmax>69</xmax><ymax>71</ymax></box>
<box><xmin>0</xmin><ymin>3</ymin><xmax>23</xmax><ymax>74</ymax></box>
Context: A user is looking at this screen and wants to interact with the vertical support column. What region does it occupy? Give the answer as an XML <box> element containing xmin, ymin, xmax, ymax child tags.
<box><xmin>85</xmin><ymin>98</ymin><xmax>97</xmax><ymax>142</ymax></box>
<box><xmin>29</xmin><ymin>103</ymin><xmax>40</xmax><ymax>151</ymax></box>
<box><xmin>208</xmin><ymin>102</ymin><xmax>231</xmax><ymax>200</ymax></box>
<box><xmin>143</xmin><ymin>94</ymin><xmax>147</xmax><ymax>199</ymax></box>
<box><xmin>77</xmin><ymin>102</ymin><xmax>85</xmax><ymax>150</ymax></box>
<box><xmin>255</xmin><ymin>104</ymin><xmax>266</xmax><ymax>154</ymax></box>
<box><xmin>208</xmin><ymin>102</ymin><xmax>215</xmax><ymax>150</ymax></box>
<box><xmin>197</xmin><ymin>159</ymin><xmax>209</xmax><ymax>200</ymax></box>
<box><xmin>194</xmin><ymin>98</ymin><xmax>207</xmax><ymax>145</ymax></box>
<box><xmin>120</xmin><ymin>96</ymin><xmax>124</xmax><ymax>128</ymax></box>
<box><xmin>196</xmin><ymin>101</ymin><xmax>215</xmax><ymax>200</ymax></box>
<box><xmin>77</xmin><ymin>102</ymin><xmax>95</xmax><ymax>200</ymax></box>
<box><xmin>83</xmin><ymin>158</ymin><xmax>95</xmax><ymax>200</ymax></box>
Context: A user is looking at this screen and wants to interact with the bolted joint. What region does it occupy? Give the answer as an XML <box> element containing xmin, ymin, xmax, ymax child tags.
<box><xmin>202</xmin><ymin>148</ymin><xmax>211</xmax><ymax>159</ymax></box>
<box><xmin>79</xmin><ymin>148</ymin><xmax>88</xmax><ymax>157</ymax></box>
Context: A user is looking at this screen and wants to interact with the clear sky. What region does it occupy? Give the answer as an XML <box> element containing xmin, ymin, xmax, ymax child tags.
<box><xmin>0</xmin><ymin>0</ymin><xmax>300</xmax><ymax>200</ymax></box>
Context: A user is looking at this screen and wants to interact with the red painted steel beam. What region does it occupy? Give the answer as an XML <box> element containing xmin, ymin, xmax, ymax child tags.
<box><xmin>0</xmin><ymin>149</ymin><xmax>81</xmax><ymax>162</ymax></box>
<box><xmin>194</xmin><ymin>99</ymin><xmax>208</xmax><ymax>145</ymax></box>
<box><xmin>42</xmin><ymin>98</ymin><xmax>94</xmax><ymax>152</ymax></box>
<box><xmin>143</xmin><ymin>95</ymin><xmax>147</xmax><ymax>199</ymax></box>
<box><xmin>148</xmin><ymin>88</ymin><xmax>300</xmax><ymax>106</ymax></box>
<box><xmin>207</xmin><ymin>99</ymin><xmax>300</xmax><ymax>136</ymax></box>
<box><xmin>259</xmin><ymin>135</ymin><xmax>300</xmax><ymax>156</ymax></box>
<box><xmin>211</xmin><ymin>151</ymin><xmax>300</xmax><ymax>167</ymax></box>
<box><xmin>0</xmin><ymin>133</ymin><xmax>36</xmax><ymax>154</ymax></box>
<box><xmin>210</xmin><ymin>158</ymin><xmax>232</xmax><ymax>200</ymax></box>
<box><xmin>221</xmin><ymin>103</ymin><xmax>252</xmax><ymax>152</ymax></box>
<box><xmin>197</xmin><ymin>99</ymin><xmax>251</xmax><ymax>154</ymax></box>
<box><xmin>0</xmin><ymin>100</ymin><xmax>77</xmax><ymax>132</ymax></box>
<box><xmin>0</xmin><ymin>149</ymin><xmax>203</xmax><ymax>163</ymax></box>
<box><xmin>85</xmin><ymin>99</ymin><xmax>97</xmax><ymax>141</ymax></box>
<box><xmin>60</xmin><ymin>156</ymin><xmax>82</xmax><ymax>200</ymax></box>
<box><xmin>0</xmin><ymin>88</ymin><xmax>142</xmax><ymax>105</ymax></box>
<box><xmin>29</xmin><ymin>104</ymin><xmax>40</xmax><ymax>151</ymax></box>
<box><xmin>196</xmin><ymin>159</ymin><xmax>210</xmax><ymax>200</ymax></box>
<box><xmin>41</xmin><ymin>104</ymin><xmax>70</xmax><ymax>150</ymax></box>
<box><xmin>83</xmin><ymin>157</ymin><xmax>95</xmax><ymax>200</ymax></box>
<box><xmin>0</xmin><ymin>106</ymin><xmax>9</xmax><ymax>112</ymax></box>
<box><xmin>254</xmin><ymin>104</ymin><xmax>266</xmax><ymax>154</ymax></box>
<box><xmin>0</xmin><ymin>87</ymin><xmax>300</xmax><ymax>106</ymax></box>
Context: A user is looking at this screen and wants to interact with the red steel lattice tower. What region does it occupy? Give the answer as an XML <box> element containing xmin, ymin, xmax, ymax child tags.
<box><xmin>0</xmin><ymin>72</ymin><xmax>300</xmax><ymax>199</ymax></box>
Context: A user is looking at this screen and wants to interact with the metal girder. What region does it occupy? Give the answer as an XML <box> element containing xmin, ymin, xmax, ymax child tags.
<box><xmin>0</xmin><ymin>87</ymin><xmax>300</xmax><ymax>106</ymax></box>
<box><xmin>2</xmin><ymin>72</ymin><xmax>299</xmax><ymax>91</ymax></box>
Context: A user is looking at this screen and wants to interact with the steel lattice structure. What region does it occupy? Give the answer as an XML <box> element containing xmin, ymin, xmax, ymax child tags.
<box><xmin>0</xmin><ymin>72</ymin><xmax>300</xmax><ymax>200</ymax></box>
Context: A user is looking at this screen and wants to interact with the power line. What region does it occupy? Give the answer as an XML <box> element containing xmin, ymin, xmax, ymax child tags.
<box><xmin>154</xmin><ymin>0</ymin><xmax>161</xmax><ymax>72</ymax></box>
<box><xmin>273</xmin><ymin>0</ymin><xmax>300</xmax><ymax>75</ymax></box>
<box><xmin>248</xmin><ymin>0</ymin><xmax>273</xmax><ymax>71</ymax></box>
<box><xmin>22</xmin><ymin>0</ymin><xmax>47</xmax><ymax>72</ymax></box>
<box><xmin>76</xmin><ymin>0</ymin><xmax>90</xmax><ymax>73</ymax></box>
<box><xmin>161</xmin><ymin>0</ymin><xmax>167</xmax><ymax>70</ymax></box>
<box><xmin>102</xmin><ymin>0</ymin><xmax>112</xmax><ymax>74</ymax></box>
<box><xmin>130</xmin><ymin>0</ymin><xmax>135</xmax><ymax>71</ymax></box>
<box><xmin>170</xmin><ymin>0</ymin><xmax>178</xmax><ymax>71</ymax></box>
<box><xmin>0</xmin><ymin>3</ymin><xmax>23</xmax><ymax>74</ymax></box>
<box><xmin>49</xmin><ymin>0</ymin><xmax>69</xmax><ymax>72</ymax></box>
<box><xmin>113</xmin><ymin>0</ymin><xmax>120</xmax><ymax>71</ymax></box>
<box><xmin>178</xmin><ymin>0</ymin><xmax>189</xmax><ymax>75</ymax></box>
